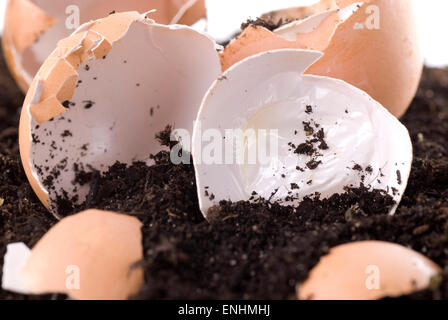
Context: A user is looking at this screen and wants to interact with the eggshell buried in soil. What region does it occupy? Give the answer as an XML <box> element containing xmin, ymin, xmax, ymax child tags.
<box><xmin>3</xmin><ymin>0</ymin><xmax>206</xmax><ymax>92</ymax></box>
<box><xmin>19</xmin><ymin>12</ymin><xmax>221</xmax><ymax>214</ymax></box>
<box><xmin>193</xmin><ymin>49</ymin><xmax>412</xmax><ymax>218</ymax></box>
<box><xmin>18</xmin><ymin>210</ymin><xmax>144</xmax><ymax>300</ymax></box>
<box><xmin>220</xmin><ymin>0</ymin><xmax>423</xmax><ymax>117</ymax></box>
<box><xmin>298</xmin><ymin>241</ymin><xmax>441</xmax><ymax>300</ymax></box>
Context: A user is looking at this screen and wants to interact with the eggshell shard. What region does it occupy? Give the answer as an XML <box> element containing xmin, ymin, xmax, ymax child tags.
<box><xmin>220</xmin><ymin>0</ymin><xmax>423</xmax><ymax>117</ymax></box>
<box><xmin>298</xmin><ymin>241</ymin><xmax>441</xmax><ymax>300</ymax></box>
<box><xmin>19</xmin><ymin>12</ymin><xmax>221</xmax><ymax>212</ymax></box>
<box><xmin>18</xmin><ymin>210</ymin><xmax>143</xmax><ymax>300</ymax></box>
<box><xmin>220</xmin><ymin>3</ymin><xmax>356</xmax><ymax>71</ymax></box>
<box><xmin>2</xmin><ymin>243</ymin><xmax>32</xmax><ymax>294</ymax></box>
<box><xmin>193</xmin><ymin>49</ymin><xmax>412</xmax><ymax>218</ymax></box>
<box><xmin>3</xmin><ymin>0</ymin><xmax>206</xmax><ymax>93</ymax></box>
<box><xmin>274</xmin><ymin>7</ymin><xmax>345</xmax><ymax>51</ymax></box>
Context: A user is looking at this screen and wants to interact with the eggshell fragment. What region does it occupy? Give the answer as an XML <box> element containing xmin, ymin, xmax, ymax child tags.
<box><xmin>298</xmin><ymin>241</ymin><xmax>441</xmax><ymax>300</ymax></box>
<box><xmin>220</xmin><ymin>3</ymin><xmax>357</xmax><ymax>71</ymax></box>
<box><xmin>19</xmin><ymin>12</ymin><xmax>221</xmax><ymax>213</ymax></box>
<box><xmin>3</xmin><ymin>0</ymin><xmax>206</xmax><ymax>92</ymax></box>
<box><xmin>273</xmin><ymin>4</ymin><xmax>358</xmax><ymax>51</ymax></box>
<box><xmin>220</xmin><ymin>0</ymin><xmax>423</xmax><ymax>117</ymax></box>
<box><xmin>17</xmin><ymin>210</ymin><xmax>143</xmax><ymax>300</ymax></box>
<box><xmin>2</xmin><ymin>243</ymin><xmax>32</xmax><ymax>294</ymax></box>
<box><xmin>193</xmin><ymin>49</ymin><xmax>412</xmax><ymax>218</ymax></box>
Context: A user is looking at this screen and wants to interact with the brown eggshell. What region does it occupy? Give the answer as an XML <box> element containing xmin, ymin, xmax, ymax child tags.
<box><xmin>19</xmin><ymin>11</ymin><xmax>222</xmax><ymax>215</ymax></box>
<box><xmin>306</xmin><ymin>0</ymin><xmax>423</xmax><ymax>117</ymax></box>
<box><xmin>3</xmin><ymin>0</ymin><xmax>206</xmax><ymax>93</ymax></box>
<box><xmin>2</xmin><ymin>0</ymin><xmax>57</xmax><ymax>92</ymax></box>
<box><xmin>19</xmin><ymin>77</ymin><xmax>49</xmax><ymax>208</ymax></box>
<box><xmin>19</xmin><ymin>12</ymin><xmax>143</xmax><ymax>210</ymax></box>
<box><xmin>298</xmin><ymin>241</ymin><xmax>441</xmax><ymax>300</ymax></box>
<box><xmin>220</xmin><ymin>26</ymin><xmax>297</xmax><ymax>71</ymax></box>
<box><xmin>220</xmin><ymin>0</ymin><xmax>423</xmax><ymax>117</ymax></box>
<box><xmin>174</xmin><ymin>0</ymin><xmax>206</xmax><ymax>25</ymax></box>
<box><xmin>20</xmin><ymin>210</ymin><xmax>144</xmax><ymax>300</ymax></box>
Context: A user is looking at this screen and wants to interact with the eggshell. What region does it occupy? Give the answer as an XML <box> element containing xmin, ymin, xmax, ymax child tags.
<box><xmin>2</xmin><ymin>243</ymin><xmax>32</xmax><ymax>294</ymax></box>
<box><xmin>220</xmin><ymin>0</ymin><xmax>423</xmax><ymax>117</ymax></box>
<box><xmin>193</xmin><ymin>49</ymin><xmax>412</xmax><ymax>218</ymax></box>
<box><xmin>298</xmin><ymin>241</ymin><xmax>441</xmax><ymax>300</ymax></box>
<box><xmin>19</xmin><ymin>12</ymin><xmax>221</xmax><ymax>213</ymax></box>
<box><xmin>220</xmin><ymin>3</ymin><xmax>356</xmax><ymax>71</ymax></box>
<box><xmin>307</xmin><ymin>0</ymin><xmax>423</xmax><ymax>118</ymax></box>
<box><xmin>3</xmin><ymin>0</ymin><xmax>206</xmax><ymax>92</ymax></box>
<box><xmin>18</xmin><ymin>210</ymin><xmax>143</xmax><ymax>300</ymax></box>
<box><xmin>274</xmin><ymin>8</ymin><xmax>344</xmax><ymax>51</ymax></box>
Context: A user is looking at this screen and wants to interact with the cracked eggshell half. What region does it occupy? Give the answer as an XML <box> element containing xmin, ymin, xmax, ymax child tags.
<box><xmin>298</xmin><ymin>241</ymin><xmax>441</xmax><ymax>300</ymax></box>
<box><xmin>220</xmin><ymin>0</ymin><xmax>423</xmax><ymax>117</ymax></box>
<box><xmin>3</xmin><ymin>0</ymin><xmax>206</xmax><ymax>93</ymax></box>
<box><xmin>19</xmin><ymin>12</ymin><xmax>221</xmax><ymax>213</ymax></box>
<box><xmin>220</xmin><ymin>2</ymin><xmax>357</xmax><ymax>72</ymax></box>
<box><xmin>193</xmin><ymin>49</ymin><xmax>412</xmax><ymax>218</ymax></box>
<box><xmin>2</xmin><ymin>210</ymin><xmax>143</xmax><ymax>300</ymax></box>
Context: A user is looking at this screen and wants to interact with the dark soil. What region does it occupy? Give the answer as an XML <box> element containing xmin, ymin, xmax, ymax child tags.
<box><xmin>57</xmin><ymin>148</ymin><xmax>396</xmax><ymax>300</ymax></box>
<box><xmin>1</xmin><ymin>41</ymin><xmax>448</xmax><ymax>299</ymax></box>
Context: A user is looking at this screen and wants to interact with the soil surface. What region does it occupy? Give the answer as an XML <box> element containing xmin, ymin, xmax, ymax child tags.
<box><xmin>1</xmin><ymin>44</ymin><xmax>448</xmax><ymax>299</ymax></box>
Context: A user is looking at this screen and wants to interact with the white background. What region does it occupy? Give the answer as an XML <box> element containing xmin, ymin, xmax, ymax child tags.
<box><xmin>0</xmin><ymin>0</ymin><xmax>446</xmax><ymax>67</ymax></box>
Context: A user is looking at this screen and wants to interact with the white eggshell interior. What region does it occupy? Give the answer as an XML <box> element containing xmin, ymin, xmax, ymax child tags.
<box><xmin>29</xmin><ymin>22</ymin><xmax>221</xmax><ymax>212</ymax></box>
<box><xmin>1</xmin><ymin>242</ymin><xmax>31</xmax><ymax>294</ymax></box>
<box><xmin>21</xmin><ymin>0</ymin><xmax>181</xmax><ymax>81</ymax></box>
<box><xmin>193</xmin><ymin>49</ymin><xmax>412</xmax><ymax>217</ymax></box>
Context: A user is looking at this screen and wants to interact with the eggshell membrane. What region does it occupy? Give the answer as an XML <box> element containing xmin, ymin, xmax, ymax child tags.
<box><xmin>20</xmin><ymin>210</ymin><xmax>143</xmax><ymax>300</ymax></box>
<box><xmin>19</xmin><ymin>12</ymin><xmax>221</xmax><ymax>212</ymax></box>
<box><xmin>193</xmin><ymin>49</ymin><xmax>412</xmax><ymax>218</ymax></box>
<box><xmin>298</xmin><ymin>241</ymin><xmax>441</xmax><ymax>300</ymax></box>
<box><xmin>3</xmin><ymin>0</ymin><xmax>206</xmax><ymax>93</ymax></box>
<box><xmin>220</xmin><ymin>0</ymin><xmax>422</xmax><ymax>117</ymax></box>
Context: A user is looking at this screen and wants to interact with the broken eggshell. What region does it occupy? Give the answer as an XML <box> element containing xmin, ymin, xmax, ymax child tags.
<box><xmin>297</xmin><ymin>241</ymin><xmax>441</xmax><ymax>300</ymax></box>
<box><xmin>2</xmin><ymin>242</ymin><xmax>32</xmax><ymax>294</ymax></box>
<box><xmin>19</xmin><ymin>11</ymin><xmax>221</xmax><ymax>214</ymax></box>
<box><xmin>205</xmin><ymin>0</ymin><xmax>338</xmax><ymax>42</ymax></box>
<box><xmin>2</xmin><ymin>210</ymin><xmax>143</xmax><ymax>300</ymax></box>
<box><xmin>193</xmin><ymin>49</ymin><xmax>412</xmax><ymax>218</ymax></box>
<box><xmin>3</xmin><ymin>0</ymin><xmax>206</xmax><ymax>92</ymax></box>
<box><xmin>220</xmin><ymin>0</ymin><xmax>423</xmax><ymax>117</ymax></box>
